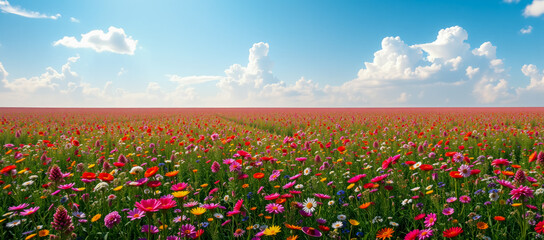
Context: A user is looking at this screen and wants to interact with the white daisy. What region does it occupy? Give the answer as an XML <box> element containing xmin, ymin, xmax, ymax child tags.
<box><xmin>332</xmin><ymin>221</ymin><xmax>343</xmax><ymax>229</ymax></box>
<box><xmin>302</xmin><ymin>198</ymin><xmax>317</xmax><ymax>213</ymax></box>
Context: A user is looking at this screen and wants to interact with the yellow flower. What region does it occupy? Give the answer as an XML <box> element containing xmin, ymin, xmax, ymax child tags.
<box><xmin>347</xmin><ymin>183</ymin><xmax>355</xmax><ymax>189</ymax></box>
<box><xmin>349</xmin><ymin>219</ymin><xmax>360</xmax><ymax>226</ymax></box>
<box><xmin>320</xmin><ymin>178</ymin><xmax>327</xmax><ymax>182</ymax></box>
<box><xmin>113</xmin><ymin>186</ymin><xmax>123</xmax><ymax>191</ymax></box>
<box><xmin>25</xmin><ymin>233</ymin><xmax>37</xmax><ymax>240</ymax></box>
<box><xmin>3</xmin><ymin>184</ymin><xmax>11</xmax><ymax>190</ymax></box>
<box><xmin>159</xmin><ymin>225</ymin><xmax>168</xmax><ymax>230</ymax></box>
<box><xmin>426</xmin><ymin>190</ymin><xmax>434</xmax><ymax>195</ymax></box>
<box><xmin>190</xmin><ymin>207</ymin><xmax>206</xmax><ymax>216</ymax></box>
<box><xmin>88</xmin><ymin>164</ymin><xmax>95</xmax><ymax>169</ymax></box>
<box><xmin>38</xmin><ymin>230</ymin><xmax>49</xmax><ymax>237</ymax></box>
<box><xmin>91</xmin><ymin>214</ymin><xmax>101</xmax><ymax>222</ymax></box>
<box><xmin>172</xmin><ymin>191</ymin><xmax>190</xmax><ymax>198</ymax></box>
<box><xmin>512</xmin><ymin>203</ymin><xmax>523</xmax><ymax>207</ymax></box>
<box><xmin>263</xmin><ymin>225</ymin><xmax>281</xmax><ymax>236</ymax></box>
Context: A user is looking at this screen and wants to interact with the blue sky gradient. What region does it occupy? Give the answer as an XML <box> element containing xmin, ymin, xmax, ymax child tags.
<box><xmin>0</xmin><ymin>0</ymin><xmax>543</xmax><ymax>106</ymax></box>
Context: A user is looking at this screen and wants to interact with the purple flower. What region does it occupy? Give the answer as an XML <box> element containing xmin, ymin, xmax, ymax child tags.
<box><xmin>141</xmin><ymin>225</ymin><xmax>159</xmax><ymax>234</ymax></box>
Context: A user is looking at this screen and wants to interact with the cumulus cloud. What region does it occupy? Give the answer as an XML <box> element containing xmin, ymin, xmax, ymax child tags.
<box><xmin>524</xmin><ymin>0</ymin><xmax>544</xmax><ymax>17</ymax></box>
<box><xmin>2</xmin><ymin>55</ymin><xmax>79</xmax><ymax>93</ymax></box>
<box><xmin>0</xmin><ymin>0</ymin><xmax>60</xmax><ymax>19</ymax></box>
<box><xmin>70</xmin><ymin>17</ymin><xmax>80</xmax><ymax>23</ymax></box>
<box><xmin>54</xmin><ymin>27</ymin><xmax>138</xmax><ymax>55</ymax></box>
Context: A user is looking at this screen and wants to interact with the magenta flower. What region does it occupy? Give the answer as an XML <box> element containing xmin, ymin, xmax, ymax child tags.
<box><xmin>179</xmin><ymin>224</ymin><xmax>196</xmax><ymax>238</ymax></box>
<box><xmin>142</xmin><ymin>225</ymin><xmax>159</xmax><ymax>234</ymax></box>
<box><xmin>171</xmin><ymin>182</ymin><xmax>189</xmax><ymax>191</ymax></box>
<box><xmin>314</xmin><ymin>193</ymin><xmax>331</xmax><ymax>199</ymax></box>
<box><xmin>20</xmin><ymin>207</ymin><xmax>39</xmax><ymax>216</ymax></box>
<box><xmin>58</xmin><ymin>183</ymin><xmax>75</xmax><ymax>190</ymax></box>
<box><xmin>424</xmin><ymin>213</ymin><xmax>437</xmax><ymax>227</ymax></box>
<box><xmin>135</xmin><ymin>199</ymin><xmax>161</xmax><ymax>212</ymax></box>
<box><xmin>404</xmin><ymin>229</ymin><xmax>420</xmax><ymax>240</ymax></box>
<box><xmin>442</xmin><ymin>207</ymin><xmax>454</xmax><ymax>216</ymax></box>
<box><xmin>159</xmin><ymin>196</ymin><xmax>177</xmax><ymax>210</ymax></box>
<box><xmin>347</xmin><ymin>174</ymin><xmax>366</xmax><ymax>183</ymax></box>
<box><xmin>8</xmin><ymin>203</ymin><xmax>29</xmax><ymax>211</ymax></box>
<box><xmin>282</xmin><ymin>181</ymin><xmax>296</xmax><ymax>189</ymax></box>
<box><xmin>510</xmin><ymin>185</ymin><xmax>534</xmax><ymax>200</ymax></box>
<box><xmin>301</xmin><ymin>227</ymin><xmax>322</xmax><ymax>237</ymax></box>
<box><xmin>104</xmin><ymin>211</ymin><xmax>121</xmax><ymax>229</ymax></box>
<box><xmin>269</xmin><ymin>170</ymin><xmax>281</xmax><ymax>181</ymax></box>
<box><xmin>459</xmin><ymin>195</ymin><xmax>471</xmax><ymax>203</ymax></box>
<box><xmin>265</xmin><ymin>203</ymin><xmax>285</xmax><ymax>214</ymax></box>
<box><xmin>497</xmin><ymin>179</ymin><xmax>515</xmax><ymax>189</ymax></box>
<box><xmin>371</xmin><ymin>174</ymin><xmax>388</xmax><ymax>183</ymax></box>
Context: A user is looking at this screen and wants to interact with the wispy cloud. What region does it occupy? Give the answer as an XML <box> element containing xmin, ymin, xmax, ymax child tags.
<box><xmin>70</xmin><ymin>17</ymin><xmax>80</xmax><ymax>23</ymax></box>
<box><xmin>0</xmin><ymin>0</ymin><xmax>60</xmax><ymax>19</ymax></box>
<box><xmin>520</xmin><ymin>26</ymin><xmax>533</xmax><ymax>34</ymax></box>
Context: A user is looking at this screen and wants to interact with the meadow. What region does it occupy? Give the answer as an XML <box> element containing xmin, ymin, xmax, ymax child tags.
<box><xmin>1</xmin><ymin>108</ymin><xmax>544</xmax><ymax>240</ymax></box>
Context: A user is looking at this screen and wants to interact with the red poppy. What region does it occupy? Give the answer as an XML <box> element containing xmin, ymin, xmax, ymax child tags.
<box><xmin>470</xmin><ymin>169</ymin><xmax>481</xmax><ymax>175</ymax></box>
<box><xmin>363</xmin><ymin>183</ymin><xmax>375</xmax><ymax>189</ymax></box>
<box><xmin>144</xmin><ymin>166</ymin><xmax>159</xmax><ymax>178</ymax></box>
<box><xmin>337</xmin><ymin>146</ymin><xmax>346</xmax><ymax>152</ymax></box>
<box><xmin>405</xmin><ymin>161</ymin><xmax>416</xmax><ymax>165</ymax></box>
<box><xmin>253</xmin><ymin>172</ymin><xmax>265</xmax><ymax>179</ymax></box>
<box><xmin>98</xmin><ymin>172</ymin><xmax>114</xmax><ymax>182</ymax></box>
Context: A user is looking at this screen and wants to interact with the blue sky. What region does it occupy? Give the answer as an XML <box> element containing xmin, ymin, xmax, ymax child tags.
<box><xmin>0</xmin><ymin>0</ymin><xmax>543</xmax><ymax>107</ymax></box>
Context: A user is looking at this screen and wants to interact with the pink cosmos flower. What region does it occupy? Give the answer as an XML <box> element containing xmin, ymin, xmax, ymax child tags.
<box><xmin>442</xmin><ymin>207</ymin><xmax>454</xmax><ymax>216</ymax></box>
<box><xmin>491</xmin><ymin>159</ymin><xmax>510</xmax><ymax>167</ymax></box>
<box><xmin>58</xmin><ymin>183</ymin><xmax>75</xmax><ymax>190</ymax></box>
<box><xmin>265</xmin><ymin>203</ymin><xmax>285</xmax><ymax>214</ymax></box>
<box><xmin>264</xmin><ymin>193</ymin><xmax>280</xmax><ymax>200</ymax></box>
<box><xmin>20</xmin><ymin>207</ymin><xmax>39</xmax><ymax>216</ymax></box>
<box><xmin>347</xmin><ymin>174</ymin><xmax>366</xmax><ymax>184</ymax></box>
<box><xmin>404</xmin><ymin>229</ymin><xmax>420</xmax><ymax>240</ymax></box>
<box><xmin>418</xmin><ymin>228</ymin><xmax>433</xmax><ymax>240</ymax></box>
<box><xmin>9</xmin><ymin>203</ymin><xmax>29</xmax><ymax>211</ymax></box>
<box><xmin>158</xmin><ymin>196</ymin><xmax>177</xmax><ymax>210</ymax></box>
<box><xmin>424</xmin><ymin>213</ymin><xmax>437</xmax><ymax>227</ymax></box>
<box><xmin>127</xmin><ymin>208</ymin><xmax>145</xmax><ymax>220</ymax></box>
<box><xmin>282</xmin><ymin>181</ymin><xmax>296</xmax><ymax>189</ymax></box>
<box><xmin>459</xmin><ymin>195</ymin><xmax>471</xmax><ymax>203</ymax></box>
<box><xmin>314</xmin><ymin>193</ymin><xmax>331</xmax><ymax>199</ymax></box>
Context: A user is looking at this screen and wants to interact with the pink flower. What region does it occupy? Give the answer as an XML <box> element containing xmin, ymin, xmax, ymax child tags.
<box><xmin>127</xmin><ymin>208</ymin><xmax>145</xmax><ymax>220</ymax></box>
<box><xmin>135</xmin><ymin>199</ymin><xmax>161</xmax><ymax>212</ymax></box>
<box><xmin>424</xmin><ymin>213</ymin><xmax>437</xmax><ymax>227</ymax></box>
<box><xmin>497</xmin><ymin>179</ymin><xmax>515</xmax><ymax>189</ymax></box>
<box><xmin>158</xmin><ymin>195</ymin><xmax>177</xmax><ymax>210</ymax></box>
<box><xmin>8</xmin><ymin>203</ymin><xmax>29</xmax><ymax>211</ymax></box>
<box><xmin>510</xmin><ymin>185</ymin><xmax>534</xmax><ymax>200</ymax></box>
<box><xmin>347</xmin><ymin>174</ymin><xmax>366</xmax><ymax>184</ymax></box>
<box><xmin>264</xmin><ymin>193</ymin><xmax>280</xmax><ymax>200</ymax></box>
<box><xmin>418</xmin><ymin>228</ymin><xmax>433</xmax><ymax>240</ymax></box>
<box><xmin>491</xmin><ymin>159</ymin><xmax>510</xmax><ymax>167</ymax></box>
<box><xmin>20</xmin><ymin>207</ymin><xmax>39</xmax><ymax>216</ymax></box>
<box><xmin>104</xmin><ymin>211</ymin><xmax>121</xmax><ymax>229</ymax></box>
<box><xmin>404</xmin><ymin>229</ymin><xmax>420</xmax><ymax>240</ymax></box>
<box><xmin>58</xmin><ymin>183</ymin><xmax>75</xmax><ymax>190</ymax></box>
<box><xmin>314</xmin><ymin>193</ymin><xmax>331</xmax><ymax>199</ymax></box>
<box><xmin>459</xmin><ymin>195</ymin><xmax>471</xmax><ymax>203</ymax></box>
<box><xmin>371</xmin><ymin>174</ymin><xmax>388</xmax><ymax>183</ymax></box>
<box><xmin>282</xmin><ymin>181</ymin><xmax>296</xmax><ymax>189</ymax></box>
<box><xmin>171</xmin><ymin>182</ymin><xmax>189</xmax><ymax>191</ymax></box>
<box><xmin>265</xmin><ymin>203</ymin><xmax>285</xmax><ymax>214</ymax></box>
<box><xmin>442</xmin><ymin>207</ymin><xmax>454</xmax><ymax>216</ymax></box>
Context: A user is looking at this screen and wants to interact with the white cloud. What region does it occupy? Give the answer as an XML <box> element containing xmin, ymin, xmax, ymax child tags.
<box><xmin>70</xmin><ymin>17</ymin><xmax>80</xmax><ymax>23</ymax></box>
<box><xmin>54</xmin><ymin>27</ymin><xmax>138</xmax><ymax>55</ymax></box>
<box><xmin>520</xmin><ymin>26</ymin><xmax>533</xmax><ymax>34</ymax></box>
<box><xmin>0</xmin><ymin>0</ymin><xmax>60</xmax><ymax>19</ymax></box>
<box><xmin>521</xmin><ymin>64</ymin><xmax>544</xmax><ymax>90</ymax></box>
<box><xmin>2</xmin><ymin>55</ymin><xmax>79</xmax><ymax>93</ymax></box>
<box><xmin>524</xmin><ymin>0</ymin><xmax>544</xmax><ymax>17</ymax></box>
<box><xmin>504</xmin><ymin>0</ymin><xmax>520</xmax><ymax>3</ymax></box>
<box><xmin>117</xmin><ymin>67</ymin><xmax>126</xmax><ymax>76</ymax></box>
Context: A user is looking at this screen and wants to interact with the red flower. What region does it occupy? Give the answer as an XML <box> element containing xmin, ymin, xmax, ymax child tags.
<box><xmin>145</xmin><ymin>166</ymin><xmax>159</xmax><ymax>178</ymax></box>
<box><xmin>113</xmin><ymin>162</ymin><xmax>125</xmax><ymax>167</ymax></box>
<box><xmin>420</xmin><ymin>164</ymin><xmax>433</xmax><ymax>171</ymax></box>
<box><xmin>253</xmin><ymin>173</ymin><xmax>264</xmax><ymax>179</ymax></box>
<box><xmin>318</xmin><ymin>225</ymin><xmax>330</xmax><ymax>232</ymax></box>
<box><xmin>0</xmin><ymin>165</ymin><xmax>16</xmax><ymax>174</ymax></box>
<box><xmin>81</xmin><ymin>172</ymin><xmax>96</xmax><ymax>180</ymax></box>
<box><xmin>337</xmin><ymin>146</ymin><xmax>346</xmax><ymax>152</ymax></box>
<box><xmin>536</xmin><ymin>221</ymin><xmax>544</xmax><ymax>234</ymax></box>
<box><xmin>443</xmin><ymin>227</ymin><xmax>463</xmax><ymax>238</ymax></box>
<box><xmin>449</xmin><ymin>171</ymin><xmax>463</xmax><ymax>179</ymax></box>
<box><xmin>98</xmin><ymin>172</ymin><xmax>114</xmax><ymax>182</ymax></box>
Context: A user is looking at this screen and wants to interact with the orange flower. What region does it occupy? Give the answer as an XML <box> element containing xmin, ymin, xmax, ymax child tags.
<box><xmin>502</xmin><ymin>171</ymin><xmax>514</xmax><ymax>176</ymax></box>
<box><xmin>376</xmin><ymin>228</ymin><xmax>394</xmax><ymax>240</ymax></box>
<box><xmin>253</xmin><ymin>172</ymin><xmax>265</xmax><ymax>179</ymax></box>
<box><xmin>145</xmin><ymin>166</ymin><xmax>159</xmax><ymax>178</ymax></box>
<box><xmin>359</xmin><ymin>202</ymin><xmax>373</xmax><ymax>209</ymax></box>
<box><xmin>275</xmin><ymin>198</ymin><xmax>286</xmax><ymax>204</ymax></box>
<box><xmin>476</xmin><ymin>222</ymin><xmax>488</xmax><ymax>230</ymax></box>
<box><xmin>165</xmin><ymin>171</ymin><xmax>179</xmax><ymax>177</ymax></box>
<box><xmin>284</xmin><ymin>223</ymin><xmax>302</xmax><ymax>230</ymax></box>
<box><xmin>449</xmin><ymin>171</ymin><xmax>463</xmax><ymax>179</ymax></box>
<box><xmin>98</xmin><ymin>172</ymin><xmax>114</xmax><ymax>182</ymax></box>
<box><xmin>511</xmin><ymin>165</ymin><xmax>521</xmax><ymax>169</ymax></box>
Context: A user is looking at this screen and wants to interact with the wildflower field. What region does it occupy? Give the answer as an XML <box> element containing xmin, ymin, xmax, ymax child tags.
<box><xmin>2</xmin><ymin>107</ymin><xmax>544</xmax><ymax>240</ymax></box>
